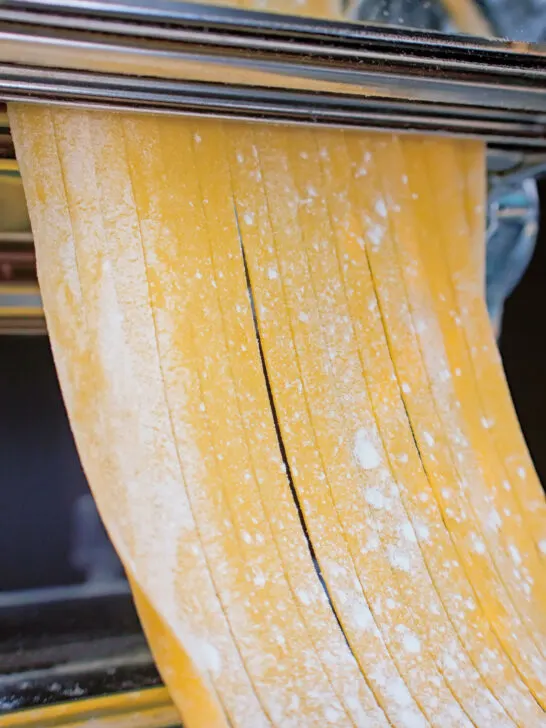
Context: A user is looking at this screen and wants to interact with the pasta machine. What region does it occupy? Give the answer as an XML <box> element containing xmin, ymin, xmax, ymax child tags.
<box><xmin>0</xmin><ymin>0</ymin><xmax>545</xmax><ymax>330</ymax></box>
<box><xmin>0</xmin><ymin>0</ymin><xmax>545</xmax><ymax>726</ymax></box>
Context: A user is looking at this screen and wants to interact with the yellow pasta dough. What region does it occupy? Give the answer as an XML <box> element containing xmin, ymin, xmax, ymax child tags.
<box><xmin>7</xmin><ymin>3</ymin><xmax>546</xmax><ymax>726</ymax></box>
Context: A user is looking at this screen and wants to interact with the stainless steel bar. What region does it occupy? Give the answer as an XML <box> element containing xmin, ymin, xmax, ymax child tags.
<box><xmin>1</xmin><ymin>0</ymin><xmax>543</xmax><ymax>54</ymax></box>
<box><xmin>1</xmin><ymin>4</ymin><xmax>545</xmax><ymax>84</ymax></box>
<box><xmin>1</xmin><ymin>69</ymin><xmax>545</xmax><ymax>150</ymax></box>
<box><xmin>0</xmin><ymin>2</ymin><xmax>544</xmax><ymax>75</ymax></box>
<box><xmin>0</xmin><ymin>0</ymin><xmax>544</xmax><ymax>151</ymax></box>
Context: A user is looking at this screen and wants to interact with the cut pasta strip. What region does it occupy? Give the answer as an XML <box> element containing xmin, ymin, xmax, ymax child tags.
<box><xmin>403</xmin><ymin>138</ymin><xmax>546</xmax><ymax>642</ymax></box>
<box><xmin>130</xmin><ymin>579</ymin><xmax>229</xmax><ymax>728</ymax></box>
<box><xmin>426</xmin><ymin>139</ymin><xmax>546</xmax><ymax>561</ymax></box>
<box><xmin>9</xmin><ymin>103</ymin><xmax>269</xmax><ymax>728</ymax></box>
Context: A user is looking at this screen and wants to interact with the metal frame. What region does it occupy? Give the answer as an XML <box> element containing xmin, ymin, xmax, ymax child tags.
<box><xmin>0</xmin><ymin>0</ymin><xmax>544</xmax><ymax>151</ymax></box>
<box><xmin>0</xmin><ymin>583</ymin><xmax>172</xmax><ymax>724</ymax></box>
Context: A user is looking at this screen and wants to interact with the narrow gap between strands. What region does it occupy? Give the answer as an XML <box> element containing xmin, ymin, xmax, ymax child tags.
<box><xmin>234</xmin><ymin>205</ymin><xmax>353</xmax><ymax>652</ymax></box>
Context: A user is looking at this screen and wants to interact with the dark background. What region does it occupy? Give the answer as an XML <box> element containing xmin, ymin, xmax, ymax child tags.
<box><xmin>1</xmin><ymin>183</ymin><xmax>545</xmax><ymax>593</ymax></box>
<box><xmin>500</xmin><ymin>179</ymin><xmax>546</xmax><ymax>490</ymax></box>
<box><xmin>0</xmin><ymin>335</ymin><xmax>90</xmax><ymax>591</ymax></box>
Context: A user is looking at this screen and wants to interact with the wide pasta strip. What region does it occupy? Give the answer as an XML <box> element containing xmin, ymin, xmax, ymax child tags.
<box><xmin>402</xmin><ymin>138</ymin><xmax>546</xmax><ymax>644</ymax></box>
<box><xmin>130</xmin><ymin>579</ymin><xmax>230</xmax><ymax>728</ymax></box>
<box><xmin>427</xmin><ymin>139</ymin><xmax>546</xmax><ymax>560</ymax></box>
<box><xmin>8</xmin><ymin>104</ymin><xmax>237</xmax><ymax>728</ymax></box>
<box><xmin>374</xmin><ymin>134</ymin><xmax>546</xmax><ymax>679</ymax></box>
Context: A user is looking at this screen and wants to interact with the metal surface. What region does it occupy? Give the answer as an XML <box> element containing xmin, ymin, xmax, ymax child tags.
<box><xmin>0</xmin><ymin>0</ymin><xmax>545</xmax><ymax>149</ymax></box>
<box><xmin>0</xmin><ymin>687</ymin><xmax>180</xmax><ymax>727</ymax></box>
<box><xmin>0</xmin><ymin>585</ymin><xmax>162</xmax><ymax>716</ymax></box>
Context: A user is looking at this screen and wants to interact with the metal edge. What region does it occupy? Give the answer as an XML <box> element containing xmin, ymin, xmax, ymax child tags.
<box><xmin>0</xmin><ymin>687</ymin><xmax>179</xmax><ymax>728</ymax></box>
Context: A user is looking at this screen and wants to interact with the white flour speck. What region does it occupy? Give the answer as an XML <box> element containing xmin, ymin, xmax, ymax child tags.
<box><xmin>415</xmin><ymin>318</ymin><xmax>427</xmax><ymax>334</ymax></box>
<box><xmin>416</xmin><ymin>523</ymin><xmax>430</xmax><ymax>541</ymax></box>
<box><xmin>403</xmin><ymin>631</ymin><xmax>421</xmax><ymax>654</ymax></box>
<box><xmin>388</xmin><ymin>546</ymin><xmax>411</xmax><ymax>572</ymax></box>
<box><xmin>364</xmin><ymin>533</ymin><xmax>380</xmax><ymax>552</ymax></box>
<box><xmin>324</xmin><ymin>706</ymin><xmax>342</xmax><ymax>721</ymax></box>
<box><xmin>509</xmin><ymin>545</ymin><xmax>522</xmax><ymax>566</ymax></box>
<box><xmin>368</xmin><ymin>223</ymin><xmax>385</xmax><ymax>248</ymax></box>
<box><xmin>402</xmin><ymin>523</ymin><xmax>417</xmax><ymax>542</ymax></box>
<box><xmin>439</xmin><ymin>369</ymin><xmax>451</xmax><ymax>383</ymax></box>
<box><xmin>423</xmin><ymin>431</ymin><xmax>435</xmax><ymax>448</ymax></box>
<box><xmin>354</xmin><ymin>602</ymin><xmax>374</xmax><ymax>630</ymax></box>
<box><xmin>354</xmin><ymin>429</ymin><xmax>381</xmax><ymax>470</ymax></box>
<box><xmin>375</xmin><ymin>199</ymin><xmax>387</xmax><ymax>218</ymax></box>
<box><xmin>365</xmin><ymin>487</ymin><xmax>386</xmax><ymax>510</ymax></box>
<box><xmin>486</xmin><ymin>509</ymin><xmax>501</xmax><ymax>532</ymax></box>
<box><xmin>253</xmin><ymin>570</ymin><xmax>266</xmax><ymax>588</ymax></box>
<box><xmin>471</xmin><ymin>535</ymin><xmax>486</xmax><ymax>554</ymax></box>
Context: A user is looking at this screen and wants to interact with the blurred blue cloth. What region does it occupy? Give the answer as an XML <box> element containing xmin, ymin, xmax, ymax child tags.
<box><xmin>486</xmin><ymin>179</ymin><xmax>539</xmax><ymax>337</ymax></box>
<box><xmin>479</xmin><ymin>0</ymin><xmax>546</xmax><ymax>42</ymax></box>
